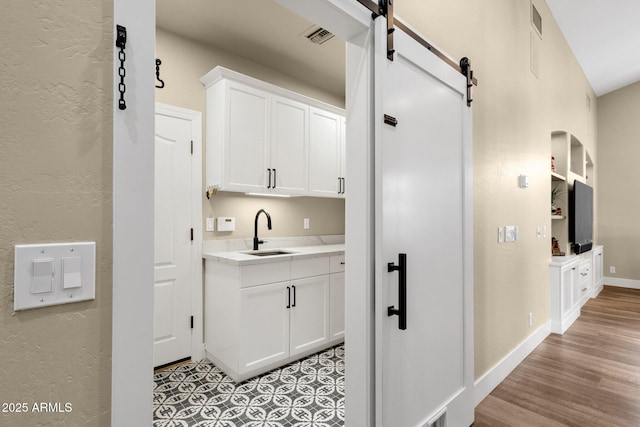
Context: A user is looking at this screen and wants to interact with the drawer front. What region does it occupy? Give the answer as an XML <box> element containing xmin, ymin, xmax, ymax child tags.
<box><xmin>330</xmin><ymin>254</ymin><xmax>346</xmax><ymax>273</ymax></box>
<box><xmin>240</xmin><ymin>261</ymin><xmax>290</xmax><ymax>288</ymax></box>
<box><xmin>291</xmin><ymin>256</ymin><xmax>330</xmax><ymax>280</ymax></box>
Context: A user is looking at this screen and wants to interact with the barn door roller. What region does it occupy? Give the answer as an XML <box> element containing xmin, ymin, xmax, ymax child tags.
<box><xmin>359</xmin><ymin>0</ymin><xmax>478</xmax><ymax>106</ymax></box>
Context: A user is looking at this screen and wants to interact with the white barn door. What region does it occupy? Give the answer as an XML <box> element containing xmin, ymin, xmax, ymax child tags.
<box><xmin>374</xmin><ymin>18</ymin><xmax>474</xmax><ymax>427</ymax></box>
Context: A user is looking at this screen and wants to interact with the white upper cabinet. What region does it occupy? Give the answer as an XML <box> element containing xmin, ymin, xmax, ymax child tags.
<box><xmin>308</xmin><ymin>108</ymin><xmax>346</xmax><ymax>198</ymax></box>
<box><xmin>270</xmin><ymin>96</ymin><xmax>308</xmax><ymax>195</ymax></box>
<box><xmin>225</xmin><ymin>82</ymin><xmax>270</xmax><ymax>192</ymax></box>
<box><xmin>200</xmin><ymin>67</ymin><xmax>344</xmax><ymax>197</ymax></box>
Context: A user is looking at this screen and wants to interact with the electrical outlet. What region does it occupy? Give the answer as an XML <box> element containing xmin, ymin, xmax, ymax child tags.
<box><xmin>610</xmin><ymin>266</ymin><xmax>616</xmax><ymax>274</ymax></box>
<box><xmin>205</xmin><ymin>218</ymin><xmax>214</xmax><ymax>232</ymax></box>
<box><xmin>536</xmin><ymin>226</ymin><xmax>542</xmax><ymax>239</ymax></box>
<box><xmin>497</xmin><ymin>227</ymin><xmax>504</xmax><ymax>243</ymax></box>
<box><xmin>303</xmin><ymin>218</ymin><xmax>310</xmax><ymax>230</ymax></box>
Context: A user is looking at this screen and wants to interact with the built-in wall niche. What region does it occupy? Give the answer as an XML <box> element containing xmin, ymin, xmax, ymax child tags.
<box><xmin>550</xmin><ymin>130</ymin><xmax>594</xmax><ymax>256</ymax></box>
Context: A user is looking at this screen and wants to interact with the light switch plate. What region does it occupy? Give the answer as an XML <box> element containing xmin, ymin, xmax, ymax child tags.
<box><xmin>205</xmin><ymin>217</ymin><xmax>215</xmax><ymax>232</ymax></box>
<box><xmin>505</xmin><ymin>226</ymin><xmax>518</xmax><ymax>242</ymax></box>
<box><xmin>14</xmin><ymin>242</ymin><xmax>96</xmax><ymax>311</ymax></box>
<box><xmin>497</xmin><ymin>227</ymin><xmax>505</xmax><ymax>243</ymax></box>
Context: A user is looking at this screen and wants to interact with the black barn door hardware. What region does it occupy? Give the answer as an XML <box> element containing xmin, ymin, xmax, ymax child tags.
<box><xmin>357</xmin><ymin>0</ymin><xmax>478</xmax><ymax>107</ymax></box>
<box><xmin>116</xmin><ymin>25</ymin><xmax>127</xmax><ymax>110</ymax></box>
<box><xmin>155</xmin><ymin>59</ymin><xmax>165</xmax><ymax>89</ymax></box>
<box><xmin>460</xmin><ymin>57</ymin><xmax>474</xmax><ymax>106</ymax></box>
<box><xmin>387</xmin><ymin>253</ymin><xmax>407</xmax><ymax>330</ymax></box>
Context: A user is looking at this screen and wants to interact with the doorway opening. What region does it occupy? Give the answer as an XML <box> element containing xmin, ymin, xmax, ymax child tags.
<box><xmin>153</xmin><ymin>0</ymin><xmax>351</xmax><ymax>424</ymax></box>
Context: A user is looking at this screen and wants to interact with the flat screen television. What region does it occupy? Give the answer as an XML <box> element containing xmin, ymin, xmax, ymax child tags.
<box><xmin>569</xmin><ymin>180</ymin><xmax>593</xmax><ymax>254</ymax></box>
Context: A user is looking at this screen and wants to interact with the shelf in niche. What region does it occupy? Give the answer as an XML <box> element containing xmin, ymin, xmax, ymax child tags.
<box><xmin>551</xmin><ymin>171</ymin><xmax>566</xmax><ymax>181</ymax></box>
<box><xmin>551</xmin><ymin>215</ymin><xmax>566</xmax><ymax>220</ymax></box>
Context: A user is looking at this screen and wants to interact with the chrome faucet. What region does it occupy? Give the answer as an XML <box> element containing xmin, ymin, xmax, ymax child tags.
<box><xmin>253</xmin><ymin>209</ymin><xmax>272</xmax><ymax>250</ymax></box>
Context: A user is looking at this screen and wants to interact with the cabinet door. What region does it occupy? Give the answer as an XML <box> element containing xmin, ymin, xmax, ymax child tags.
<box><xmin>289</xmin><ymin>275</ymin><xmax>330</xmax><ymax>356</ymax></box>
<box><xmin>271</xmin><ymin>96</ymin><xmax>308</xmax><ymax>195</ymax></box>
<box><xmin>329</xmin><ymin>271</ymin><xmax>345</xmax><ymax>341</ymax></box>
<box><xmin>308</xmin><ymin>107</ymin><xmax>342</xmax><ymax>197</ymax></box>
<box><xmin>561</xmin><ymin>266</ymin><xmax>575</xmax><ymax>319</ymax></box>
<box><xmin>224</xmin><ymin>82</ymin><xmax>270</xmax><ymax>192</ymax></box>
<box><xmin>239</xmin><ymin>281</ymin><xmax>290</xmax><ymax>373</ymax></box>
<box><xmin>339</xmin><ymin>116</ymin><xmax>346</xmax><ymax>197</ymax></box>
<box><xmin>593</xmin><ymin>248</ymin><xmax>604</xmax><ymax>293</ymax></box>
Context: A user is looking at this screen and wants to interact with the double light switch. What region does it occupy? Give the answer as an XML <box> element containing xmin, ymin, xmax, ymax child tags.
<box><xmin>14</xmin><ymin>242</ymin><xmax>95</xmax><ymax>311</ymax></box>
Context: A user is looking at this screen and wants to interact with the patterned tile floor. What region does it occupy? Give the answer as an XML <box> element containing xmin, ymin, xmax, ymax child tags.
<box><xmin>153</xmin><ymin>345</ymin><xmax>344</xmax><ymax>427</ymax></box>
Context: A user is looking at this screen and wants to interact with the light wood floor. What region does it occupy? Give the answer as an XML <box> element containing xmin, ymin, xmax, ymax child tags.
<box><xmin>474</xmin><ymin>286</ymin><xmax>640</xmax><ymax>427</ymax></box>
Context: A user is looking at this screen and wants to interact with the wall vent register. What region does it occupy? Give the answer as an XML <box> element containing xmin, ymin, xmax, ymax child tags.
<box><xmin>14</xmin><ymin>242</ymin><xmax>96</xmax><ymax>311</ymax></box>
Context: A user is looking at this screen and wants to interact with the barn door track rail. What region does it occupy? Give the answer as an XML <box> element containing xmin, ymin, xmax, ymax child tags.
<box><xmin>357</xmin><ymin>0</ymin><xmax>478</xmax><ymax>106</ymax></box>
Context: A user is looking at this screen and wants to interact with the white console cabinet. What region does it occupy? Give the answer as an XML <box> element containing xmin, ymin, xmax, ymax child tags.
<box><xmin>591</xmin><ymin>245</ymin><xmax>604</xmax><ymax>297</ymax></box>
<box><xmin>550</xmin><ymin>256</ymin><xmax>581</xmax><ymax>334</ymax></box>
<box><xmin>578</xmin><ymin>259</ymin><xmax>592</xmax><ymax>307</ymax></box>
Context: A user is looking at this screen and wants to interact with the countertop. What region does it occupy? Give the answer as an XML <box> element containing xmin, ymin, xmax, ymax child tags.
<box><xmin>203</xmin><ymin>244</ymin><xmax>345</xmax><ymax>266</ymax></box>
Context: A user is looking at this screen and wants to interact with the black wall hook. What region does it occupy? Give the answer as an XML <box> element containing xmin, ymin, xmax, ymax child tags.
<box><xmin>155</xmin><ymin>59</ymin><xmax>165</xmax><ymax>89</ymax></box>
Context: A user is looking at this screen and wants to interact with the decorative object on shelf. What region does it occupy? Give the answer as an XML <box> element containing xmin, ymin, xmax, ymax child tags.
<box><xmin>552</xmin><ymin>237</ymin><xmax>565</xmax><ymax>256</ymax></box>
<box><xmin>551</xmin><ymin>156</ymin><xmax>556</xmax><ymax>172</ymax></box>
<box><xmin>551</xmin><ymin>186</ymin><xmax>564</xmax><ymax>215</ymax></box>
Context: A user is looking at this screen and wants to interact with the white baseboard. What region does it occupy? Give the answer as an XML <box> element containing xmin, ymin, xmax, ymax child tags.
<box><xmin>604</xmin><ymin>277</ymin><xmax>640</xmax><ymax>289</ymax></box>
<box><xmin>474</xmin><ymin>321</ymin><xmax>551</xmax><ymax>406</ymax></box>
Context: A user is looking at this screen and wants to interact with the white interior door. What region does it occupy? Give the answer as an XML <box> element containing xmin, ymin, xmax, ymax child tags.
<box><xmin>374</xmin><ymin>19</ymin><xmax>474</xmax><ymax>427</ymax></box>
<box><xmin>153</xmin><ymin>109</ymin><xmax>194</xmax><ymax>367</ymax></box>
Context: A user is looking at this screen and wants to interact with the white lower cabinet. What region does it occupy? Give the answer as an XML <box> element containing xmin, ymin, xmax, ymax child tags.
<box><xmin>240</xmin><ymin>281</ymin><xmax>290</xmax><ymax>373</ymax></box>
<box><xmin>550</xmin><ymin>257</ymin><xmax>581</xmax><ymax>334</ymax></box>
<box><xmin>289</xmin><ymin>275</ymin><xmax>330</xmax><ymax>356</ymax></box>
<box><xmin>205</xmin><ymin>252</ymin><xmax>344</xmax><ymax>382</ymax></box>
<box><xmin>329</xmin><ymin>254</ymin><xmax>345</xmax><ymax>340</ymax></box>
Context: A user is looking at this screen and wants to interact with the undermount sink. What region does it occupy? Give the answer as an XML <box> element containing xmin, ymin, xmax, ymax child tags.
<box><xmin>243</xmin><ymin>250</ymin><xmax>296</xmax><ymax>257</ymax></box>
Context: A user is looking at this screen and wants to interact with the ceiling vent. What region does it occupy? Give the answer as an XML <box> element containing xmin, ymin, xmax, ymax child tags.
<box><xmin>302</xmin><ymin>26</ymin><xmax>335</xmax><ymax>45</ymax></box>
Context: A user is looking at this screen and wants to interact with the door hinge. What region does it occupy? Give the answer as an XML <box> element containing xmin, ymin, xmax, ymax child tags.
<box><xmin>190</xmin><ymin>140</ymin><xmax>193</xmax><ymax>154</ymax></box>
<box><xmin>190</xmin><ymin>228</ymin><xmax>194</xmax><ymax>241</ymax></box>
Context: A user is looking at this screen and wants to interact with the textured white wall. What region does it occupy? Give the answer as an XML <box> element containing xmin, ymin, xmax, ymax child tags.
<box><xmin>0</xmin><ymin>1</ymin><xmax>113</xmax><ymax>425</ymax></box>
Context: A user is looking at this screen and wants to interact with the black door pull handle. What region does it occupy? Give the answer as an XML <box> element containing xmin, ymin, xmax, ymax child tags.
<box><xmin>387</xmin><ymin>253</ymin><xmax>407</xmax><ymax>330</ymax></box>
<box><xmin>286</xmin><ymin>286</ymin><xmax>291</xmax><ymax>309</ymax></box>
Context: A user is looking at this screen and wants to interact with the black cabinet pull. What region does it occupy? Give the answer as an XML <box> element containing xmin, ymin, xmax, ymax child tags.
<box><xmin>286</xmin><ymin>286</ymin><xmax>291</xmax><ymax>309</ymax></box>
<box><xmin>387</xmin><ymin>253</ymin><xmax>407</xmax><ymax>330</ymax></box>
<box><xmin>341</xmin><ymin>177</ymin><xmax>345</xmax><ymax>194</ymax></box>
<box><xmin>338</xmin><ymin>177</ymin><xmax>342</xmax><ymax>194</ymax></box>
<box><xmin>267</xmin><ymin>169</ymin><xmax>272</xmax><ymax>189</ymax></box>
<box><xmin>273</xmin><ymin>169</ymin><xmax>277</xmax><ymax>189</ymax></box>
<box><xmin>292</xmin><ymin>285</ymin><xmax>296</xmax><ymax>307</ymax></box>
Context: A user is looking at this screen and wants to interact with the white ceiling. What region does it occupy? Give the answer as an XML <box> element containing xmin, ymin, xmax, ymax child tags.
<box><xmin>156</xmin><ymin>0</ymin><xmax>345</xmax><ymax>99</ymax></box>
<box><xmin>157</xmin><ymin>1</ymin><xmax>640</xmax><ymax>99</ymax></box>
<box><xmin>546</xmin><ymin>0</ymin><xmax>640</xmax><ymax>96</ymax></box>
